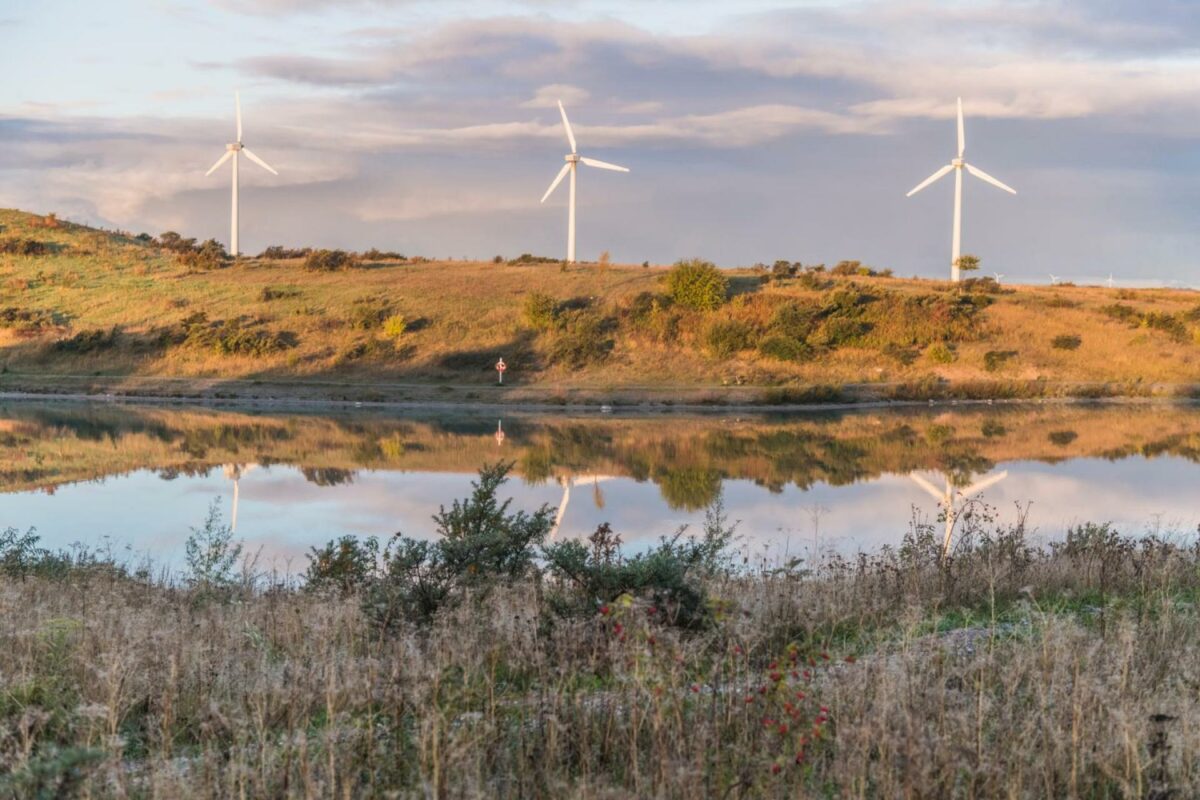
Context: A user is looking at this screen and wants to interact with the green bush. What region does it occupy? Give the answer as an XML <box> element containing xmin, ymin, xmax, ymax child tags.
<box><xmin>0</xmin><ymin>237</ymin><xmax>49</xmax><ymax>256</ymax></box>
<box><xmin>259</xmin><ymin>286</ymin><xmax>301</xmax><ymax>301</ymax></box>
<box><xmin>812</xmin><ymin>316</ymin><xmax>869</xmax><ymax>347</ymax></box>
<box><xmin>665</xmin><ymin>259</ymin><xmax>728</xmax><ymax>311</ymax></box>
<box><xmin>381</xmin><ymin>314</ymin><xmax>407</xmax><ymax>340</ymax></box>
<box><xmin>925</xmin><ymin>342</ymin><xmax>956</xmax><ymax>363</ymax></box>
<box><xmin>549</xmin><ymin>312</ymin><xmax>614</xmax><ymax>368</ymax></box>
<box><xmin>769</xmin><ymin>303</ymin><xmax>817</xmax><ymax>340</ymax></box>
<box><xmin>353</xmin><ymin>462</ymin><xmax>554</xmax><ymax>628</ymax></box>
<box><xmin>758</xmin><ymin>334</ymin><xmax>812</xmax><ymax>363</ymax></box>
<box><xmin>542</xmin><ymin>496</ymin><xmax>736</xmax><ymax>628</ymax></box>
<box><xmin>704</xmin><ymin>319</ymin><xmax>755</xmax><ymax>357</ymax></box>
<box><xmin>1051</xmin><ymin>334</ymin><xmax>1082</xmax><ymax>351</ymax></box>
<box><xmin>522</xmin><ymin>292</ymin><xmax>561</xmax><ymax>331</ymax></box>
<box><xmin>184</xmin><ymin>501</ymin><xmax>243</xmax><ymax>592</ymax></box>
<box><xmin>177</xmin><ymin>239</ymin><xmax>228</xmax><ymax>270</ymax></box>
<box><xmin>984</xmin><ymin>350</ymin><xmax>1018</xmax><ymax>372</ymax></box>
<box><xmin>0</xmin><ymin>306</ymin><xmax>57</xmax><ymax>333</ymax></box>
<box><xmin>305</xmin><ymin>535</ymin><xmax>380</xmax><ymax>596</ymax></box>
<box><xmin>53</xmin><ymin>327</ymin><xmax>120</xmax><ymax>354</ymax></box>
<box><xmin>349</xmin><ymin>298</ymin><xmax>391</xmax><ymax>330</ymax></box>
<box><xmin>303</xmin><ymin>249</ymin><xmax>355</xmax><ymax>272</ymax></box>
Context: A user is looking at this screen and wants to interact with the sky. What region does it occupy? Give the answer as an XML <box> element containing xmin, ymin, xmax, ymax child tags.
<box><xmin>3</xmin><ymin>0</ymin><xmax>1200</xmax><ymax>283</ymax></box>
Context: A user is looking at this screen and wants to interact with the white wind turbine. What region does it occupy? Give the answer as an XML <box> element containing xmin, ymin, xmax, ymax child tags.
<box><xmin>541</xmin><ymin>100</ymin><xmax>629</xmax><ymax>264</ymax></box>
<box><xmin>906</xmin><ymin>97</ymin><xmax>1017</xmax><ymax>282</ymax></box>
<box><xmin>910</xmin><ymin>469</ymin><xmax>1008</xmax><ymax>556</ymax></box>
<box><xmin>993</xmin><ymin>272</ymin><xmax>1005</xmax><ymax>284</ymax></box>
<box><xmin>1049</xmin><ymin>274</ymin><xmax>1060</xmax><ymax>285</ymax></box>
<box><xmin>205</xmin><ymin>92</ymin><xmax>278</xmax><ymax>258</ymax></box>
<box><xmin>1107</xmin><ymin>274</ymin><xmax>1116</xmax><ymax>288</ymax></box>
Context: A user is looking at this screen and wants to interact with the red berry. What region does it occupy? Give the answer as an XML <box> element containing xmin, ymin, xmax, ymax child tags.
<box><xmin>599</xmin><ymin>605</ymin><xmax>610</xmax><ymax>616</ymax></box>
<box><xmin>770</xmin><ymin>763</ymin><xmax>781</xmax><ymax>775</ymax></box>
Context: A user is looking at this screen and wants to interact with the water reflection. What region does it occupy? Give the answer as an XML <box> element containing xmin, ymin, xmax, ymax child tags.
<box><xmin>0</xmin><ymin>401</ymin><xmax>1198</xmax><ymax>566</ymax></box>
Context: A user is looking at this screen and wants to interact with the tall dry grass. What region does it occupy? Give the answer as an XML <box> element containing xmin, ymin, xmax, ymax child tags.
<box><xmin>2</xmin><ymin>508</ymin><xmax>1198</xmax><ymax>798</ymax></box>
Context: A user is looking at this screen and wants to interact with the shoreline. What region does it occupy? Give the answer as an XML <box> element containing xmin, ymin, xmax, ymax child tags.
<box><xmin>1</xmin><ymin>373</ymin><xmax>1198</xmax><ymax>415</ymax></box>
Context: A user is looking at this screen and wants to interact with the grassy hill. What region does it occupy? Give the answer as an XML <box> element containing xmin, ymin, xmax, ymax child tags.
<box><xmin>2</xmin><ymin>208</ymin><xmax>1199</xmax><ymax>404</ymax></box>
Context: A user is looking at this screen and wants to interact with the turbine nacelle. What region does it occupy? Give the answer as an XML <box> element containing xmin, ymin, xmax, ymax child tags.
<box><xmin>565</xmin><ymin>153</ymin><xmax>581</xmax><ymax>163</ymax></box>
<box><xmin>227</xmin><ymin>142</ymin><xmax>243</xmax><ymax>152</ymax></box>
<box><xmin>952</xmin><ymin>158</ymin><xmax>964</xmax><ymax>168</ymax></box>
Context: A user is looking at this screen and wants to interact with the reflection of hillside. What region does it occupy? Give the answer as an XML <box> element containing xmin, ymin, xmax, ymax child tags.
<box><xmin>2</xmin><ymin>402</ymin><xmax>1200</xmax><ymax>510</ymax></box>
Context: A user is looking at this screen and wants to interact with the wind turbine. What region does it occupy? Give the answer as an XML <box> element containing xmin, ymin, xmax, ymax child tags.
<box><xmin>910</xmin><ymin>469</ymin><xmax>1008</xmax><ymax>556</ymax></box>
<box><xmin>205</xmin><ymin>92</ymin><xmax>278</xmax><ymax>258</ymax></box>
<box><xmin>540</xmin><ymin>100</ymin><xmax>629</xmax><ymax>264</ymax></box>
<box><xmin>906</xmin><ymin>97</ymin><xmax>1017</xmax><ymax>282</ymax></box>
<box><xmin>1107</xmin><ymin>274</ymin><xmax>1116</xmax><ymax>289</ymax></box>
<box><xmin>993</xmin><ymin>272</ymin><xmax>1005</xmax><ymax>284</ymax></box>
<box><xmin>1049</xmin><ymin>274</ymin><xmax>1060</xmax><ymax>286</ymax></box>
<box><xmin>549</xmin><ymin>473</ymin><xmax>617</xmax><ymax>538</ymax></box>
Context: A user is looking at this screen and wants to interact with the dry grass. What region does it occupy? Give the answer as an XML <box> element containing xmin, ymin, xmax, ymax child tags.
<box><xmin>2</xmin><ymin>511</ymin><xmax>1199</xmax><ymax>798</ymax></box>
<box><xmin>2</xmin><ymin>209</ymin><xmax>1200</xmax><ymax>401</ymax></box>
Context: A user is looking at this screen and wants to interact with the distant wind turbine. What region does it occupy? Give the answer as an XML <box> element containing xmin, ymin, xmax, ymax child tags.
<box><xmin>205</xmin><ymin>92</ymin><xmax>278</xmax><ymax>258</ymax></box>
<box><xmin>910</xmin><ymin>469</ymin><xmax>1008</xmax><ymax>556</ymax></box>
<box><xmin>906</xmin><ymin>97</ymin><xmax>1017</xmax><ymax>282</ymax></box>
<box><xmin>1049</xmin><ymin>274</ymin><xmax>1060</xmax><ymax>285</ymax></box>
<box><xmin>541</xmin><ymin>100</ymin><xmax>629</xmax><ymax>264</ymax></box>
<box><xmin>993</xmin><ymin>272</ymin><xmax>1005</xmax><ymax>284</ymax></box>
<box><xmin>1107</xmin><ymin>274</ymin><xmax>1116</xmax><ymax>288</ymax></box>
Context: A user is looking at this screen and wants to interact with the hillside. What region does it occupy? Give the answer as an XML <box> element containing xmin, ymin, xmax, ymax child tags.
<box><xmin>1</xmin><ymin>208</ymin><xmax>1199</xmax><ymax>404</ymax></box>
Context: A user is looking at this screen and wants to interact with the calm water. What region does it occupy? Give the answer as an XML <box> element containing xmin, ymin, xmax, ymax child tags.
<box><xmin>2</xmin><ymin>400</ymin><xmax>1199</xmax><ymax>570</ymax></box>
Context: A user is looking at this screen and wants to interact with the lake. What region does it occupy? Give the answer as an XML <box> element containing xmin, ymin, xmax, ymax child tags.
<box><xmin>2</xmin><ymin>400</ymin><xmax>1199</xmax><ymax>571</ymax></box>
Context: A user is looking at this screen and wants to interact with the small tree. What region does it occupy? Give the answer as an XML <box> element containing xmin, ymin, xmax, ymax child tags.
<box><xmin>955</xmin><ymin>254</ymin><xmax>981</xmax><ymax>276</ymax></box>
<box><xmin>184</xmin><ymin>501</ymin><xmax>242</xmax><ymax>591</ymax></box>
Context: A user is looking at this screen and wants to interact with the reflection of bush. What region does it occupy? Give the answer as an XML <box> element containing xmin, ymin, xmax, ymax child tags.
<box><xmin>656</xmin><ymin>467</ymin><xmax>722</xmax><ymax>511</ymax></box>
<box><xmin>518</xmin><ymin>447</ymin><xmax>555</xmax><ymax>486</ymax></box>
<box><xmin>300</xmin><ymin>467</ymin><xmax>356</xmax><ymax>486</ymax></box>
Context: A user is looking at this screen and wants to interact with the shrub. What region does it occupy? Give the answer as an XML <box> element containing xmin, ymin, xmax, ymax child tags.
<box><xmin>769</xmin><ymin>303</ymin><xmax>817</xmax><ymax>340</ymax></box>
<box><xmin>954</xmin><ymin>254</ymin><xmax>981</xmax><ymax>274</ymax></box>
<box><xmin>305</xmin><ymin>536</ymin><xmax>379</xmax><ymax>596</ymax></box>
<box><xmin>158</xmin><ymin>231</ymin><xmax>197</xmax><ymax>252</ymax></box>
<box><xmin>665</xmin><ymin>259</ymin><xmax>728</xmax><ymax>311</ymax></box>
<box><xmin>0</xmin><ymin>306</ymin><xmax>57</xmax><ymax>334</ymax></box>
<box><xmin>381</xmin><ymin>314</ymin><xmax>407</xmax><ymax>340</ymax></box>
<box><xmin>542</xmin><ymin>496</ymin><xmax>737</xmax><ymax>628</ymax></box>
<box><xmin>984</xmin><ymin>350</ymin><xmax>1018</xmax><ymax>372</ymax></box>
<box><xmin>53</xmin><ymin>327</ymin><xmax>120</xmax><ymax>354</ymax></box>
<box><xmin>303</xmin><ymin>249</ymin><xmax>354</xmax><ymax>272</ymax></box>
<box><xmin>184</xmin><ymin>501</ymin><xmax>242</xmax><ymax>592</ymax></box>
<box><xmin>812</xmin><ymin>316</ymin><xmax>869</xmax><ymax>348</ymax></box>
<box><xmin>259</xmin><ymin>245</ymin><xmax>311</xmax><ymax>259</ymax></box>
<box><xmin>758</xmin><ymin>334</ymin><xmax>812</xmax><ymax>363</ymax></box>
<box><xmin>360</xmin><ymin>248</ymin><xmax>404</xmax><ymax>261</ymax></box>
<box><xmin>549</xmin><ymin>313</ymin><xmax>614</xmax><ymax>368</ymax></box>
<box><xmin>523</xmin><ymin>292</ymin><xmax>561</xmax><ymax>331</ymax></box>
<box><xmin>982</xmin><ymin>419</ymin><xmax>1007</xmax><ymax>438</ymax></box>
<box><xmin>1049</xmin><ymin>430</ymin><xmax>1078</xmax><ymax>446</ymax></box>
<box><xmin>771</xmin><ymin>260</ymin><xmax>799</xmax><ymax>282</ymax></box>
<box><xmin>508</xmin><ymin>253</ymin><xmax>560</xmax><ymax>265</ymax></box>
<box><xmin>1052</xmin><ymin>334</ymin><xmax>1082</xmax><ymax>351</ymax></box>
<box><xmin>259</xmin><ymin>286</ymin><xmax>301</xmax><ymax>302</ymax></box>
<box><xmin>926</xmin><ymin>342</ymin><xmax>956</xmax><ymax>363</ymax></box>
<box><xmin>796</xmin><ymin>269</ymin><xmax>831</xmax><ymax>290</ymax></box>
<box><xmin>1142</xmin><ymin>312</ymin><xmax>1189</xmax><ymax>343</ymax></box>
<box><xmin>211</xmin><ymin>320</ymin><xmax>294</xmax><ymax>357</ymax></box>
<box><xmin>0</xmin><ymin>237</ymin><xmax>49</xmax><ymax>256</ymax></box>
<box><xmin>358</xmin><ymin>463</ymin><xmax>553</xmax><ymax>628</ymax></box>
<box><xmin>177</xmin><ymin>239</ymin><xmax>228</xmax><ymax>270</ymax></box>
<box><xmin>704</xmin><ymin>319</ymin><xmax>755</xmax><ymax>357</ymax></box>
<box><xmin>349</xmin><ymin>298</ymin><xmax>390</xmax><ymax>330</ymax></box>
<box><xmin>1100</xmin><ymin>303</ymin><xmax>1138</xmax><ymax>323</ymax></box>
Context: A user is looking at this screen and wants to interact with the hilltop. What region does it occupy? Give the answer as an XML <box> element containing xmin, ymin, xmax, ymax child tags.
<box><xmin>1</xmin><ymin>208</ymin><xmax>1199</xmax><ymax>405</ymax></box>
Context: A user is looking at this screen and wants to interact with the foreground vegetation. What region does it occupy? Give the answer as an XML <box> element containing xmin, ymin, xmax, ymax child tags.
<box><xmin>2</xmin><ymin>464</ymin><xmax>1198</xmax><ymax>798</ymax></box>
<box><xmin>2</xmin><ymin>209</ymin><xmax>1200</xmax><ymax>404</ymax></box>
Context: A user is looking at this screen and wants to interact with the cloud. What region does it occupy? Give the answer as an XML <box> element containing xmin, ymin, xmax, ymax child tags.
<box><xmin>520</xmin><ymin>84</ymin><xmax>590</xmax><ymax>109</ymax></box>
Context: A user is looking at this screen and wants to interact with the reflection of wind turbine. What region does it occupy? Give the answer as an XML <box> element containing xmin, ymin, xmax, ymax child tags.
<box><xmin>222</xmin><ymin>463</ymin><xmax>259</xmax><ymax>532</ymax></box>
<box><xmin>910</xmin><ymin>469</ymin><xmax>1008</xmax><ymax>555</ymax></box>
<box><xmin>906</xmin><ymin>97</ymin><xmax>1017</xmax><ymax>282</ymax></box>
<box><xmin>549</xmin><ymin>474</ymin><xmax>616</xmax><ymax>538</ymax></box>
<box><xmin>205</xmin><ymin>92</ymin><xmax>278</xmax><ymax>258</ymax></box>
<box><xmin>540</xmin><ymin>100</ymin><xmax>629</xmax><ymax>264</ymax></box>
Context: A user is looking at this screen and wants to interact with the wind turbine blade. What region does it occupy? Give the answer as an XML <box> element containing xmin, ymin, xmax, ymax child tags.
<box><xmin>962</xmin><ymin>470</ymin><xmax>1009</xmax><ymax>498</ymax></box>
<box><xmin>580</xmin><ymin>156</ymin><xmax>629</xmax><ymax>173</ymax></box>
<box><xmin>910</xmin><ymin>473</ymin><xmax>947</xmax><ymax>502</ymax></box>
<box><xmin>236</xmin><ymin>91</ymin><xmax>243</xmax><ymax>141</ymax></box>
<box><xmin>965</xmin><ymin>163</ymin><xmax>1016</xmax><ymax>194</ymax></box>
<box><xmin>957</xmin><ymin>96</ymin><xmax>965</xmax><ymax>157</ymax></box>
<box><xmin>540</xmin><ymin>163</ymin><xmax>571</xmax><ymax>203</ymax></box>
<box><xmin>242</xmin><ymin>147</ymin><xmax>278</xmax><ymax>175</ymax></box>
<box><xmin>906</xmin><ymin>164</ymin><xmax>954</xmax><ymax>197</ymax></box>
<box><xmin>558</xmin><ymin>100</ymin><xmax>577</xmax><ymax>154</ymax></box>
<box><xmin>205</xmin><ymin>150</ymin><xmax>234</xmax><ymax>176</ymax></box>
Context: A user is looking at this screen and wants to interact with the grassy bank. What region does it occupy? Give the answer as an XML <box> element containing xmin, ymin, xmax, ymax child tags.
<box><xmin>2</xmin><ymin>209</ymin><xmax>1200</xmax><ymax>405</ymax></box>
<box><xmin>2</xmin><ymin>470</ymin><xmax>1198</xmax><ymax>797</ymax></box>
